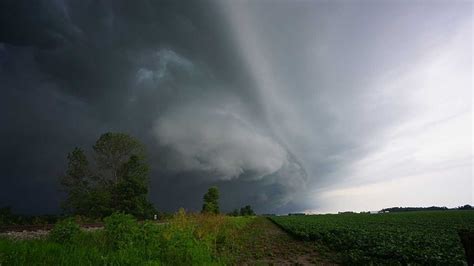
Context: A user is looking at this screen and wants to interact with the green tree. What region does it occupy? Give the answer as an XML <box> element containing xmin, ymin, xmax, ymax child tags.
<box><xmin>240</xmin><ymin>205</ymin><xmax>255</xmax><ymax>216</ymax></box>
<box><xmin>93</xmin><ymin>132</ymin><xmax>145</xmax><ymax>182</ymax></box>
<box><xmin>229</xmin><ymin>208</ymin><xmax>240</xmax><ymax>216</ymax></box>
<box><xmin>60</xmin><ymin>133</ymin><xmax>154</xmax><ymax>218</ymax></box>
<box><xmin>113</xmin><ymin>155</ymin><xmax>156</xmax><ymax>218</ymax></box>
<box><xmin>201</xmin><ymin>186</ymin><xmax>219</xmax><ymax>214</ymax></box>
<box><xmin>60</xmin><ymin>148</ymin><xmax>92</xmax><ymax>216</ymax></box>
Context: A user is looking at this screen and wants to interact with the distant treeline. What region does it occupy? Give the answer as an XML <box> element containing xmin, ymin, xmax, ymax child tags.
<box><xmin>381</xmin><ymin>205</ymin><xmax>473</xmax><ymax>213</ymax></box>
<box><xmin>0</xmin><ymin>207</ymin><xmax>177</xmax><ymax>226</ymax></box>
<box><xmin>0</xmin><ymin>207</ymin><xmax>62</xmax><ymax>226</ymax></box>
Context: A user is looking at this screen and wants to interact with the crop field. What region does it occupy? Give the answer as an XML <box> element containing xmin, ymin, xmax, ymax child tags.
<box><xmin>271</xmin><ymin>211</ymin><xmax>474</xmax><ymax>264</ymax></box>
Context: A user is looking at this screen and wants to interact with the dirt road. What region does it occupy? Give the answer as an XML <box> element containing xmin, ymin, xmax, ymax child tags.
<box><xmin>236</xmin><ymin>217</ymin><xmax>337</xmax><ymax>265</ymax></box>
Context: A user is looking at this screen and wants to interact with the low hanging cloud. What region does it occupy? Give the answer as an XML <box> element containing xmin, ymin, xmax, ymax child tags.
<box><xmin>153</xmin><ymin>100</ymin><xmax>288</xmax><ymax>180</ymax></box>
<box><xmin>152</xmin><ymin>98</ymin><xmax>309</xmax><ymax>210</ymax></box>
<box><xmin>136</xmin><ymin>47</ymin><xmax>305</xmax><ymax>187</ymax></box>
<box><xmin>130</xmin><ymin>46</ymin><xmax>310</xmax><ymax>209</ymax></box>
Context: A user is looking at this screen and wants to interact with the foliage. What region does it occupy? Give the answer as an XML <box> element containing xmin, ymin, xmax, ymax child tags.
<box><xmin>380</xmin><ymin>205</ymin><xmax>474</xmax><ymax>212</ymax></box>
<box><xmin>227</xmin><ymin>205</ymin><xmax>256</xmax><ymax>216</ymax></box>
<box><xmin>0</xmin><ymin>207</ymin><xmax>16</xmax><ymax>225</ymax></box>
<box><xmin>158</xmin><ymin>209</ymin><xmax>214</xmax><ymax>264</ymax></box>
<box><xmin>60</xmin><ymin>132</ymin><xmax>155</xmax><ymax>218</ymax></box>
<box><xmin>381</xmin><ymin>206</ymin><xmax>448</xmax><ymax>212</ymax></box>
<box><xmin>202</xmin><ymin>186</ymin><xmax>220</xmax><ymax>214</ymax></box>
<box><xmin>60</xmin><ymin>148</ymin><xmax>91</xmax><ymax>216</ymax></box>
<box><xmin>48</xmin><ymin>218</ymin><xmax>81</xmax><ymax>244</ymax></box>
<box><xmin>161</xmin><ymin>209</ymin><xmax>253</xmax><ymax>264</ymax></box>
<box><xmin>93</xmin><ymin>132</ymin><xmax>145</xmax><ymax>182</ymax></box>
<box><xmin>271</xmin><ymin>211</ymin><xmax>474</xmax><ymax>265</ymax></box>
<box><xmin>458</xmin><ymin>204</ymin><xmax>473</xmax><ymax>210</ymax></box>
<box><xmin>103</xmin><ymin>213</ymin><xmax>140</xmax><ymax>249</ymax></box>
<box><xmin>113</xmin><ymin>156</ymin><xmax>156</xmax><ymax>218</ymax></box>
<box><xmin>0</xmin><ymin>207</ymin><xmax>60</xmax><ymax>226</ymax></box>
<box><xmin>228</xmin><ymin>208</ymin><xmax>240</xmax><ymax>216</ymax></box>
<box><xmin>458</xmin><ymin>229</ymin><xmax>474</xmax><ymax>265</ymax></box>
<box><xmin>240</xmin><ymin>205</ymin><xmax>255</xmax><ymax>216</ymax></box>
<box><xmin>0</xmin><ymin>212</ymin><xmax>253</xmax><ymax>265</ymax></box>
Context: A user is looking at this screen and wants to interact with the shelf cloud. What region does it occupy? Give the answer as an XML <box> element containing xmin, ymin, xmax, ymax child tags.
<box><xmin>0</xmin><ymin>0</ymin><xmax>471</xmax><ymax>214</ymax></box>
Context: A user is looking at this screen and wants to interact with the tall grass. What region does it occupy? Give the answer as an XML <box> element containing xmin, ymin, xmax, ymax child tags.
<box><xmin>0</xmin><ymin>210</ymin><xmax>253</xmax><ymax>265</ymax></box>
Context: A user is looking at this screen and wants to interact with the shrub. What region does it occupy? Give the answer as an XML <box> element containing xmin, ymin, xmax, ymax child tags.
<box><xmin>155</xmin><ymin>209</ymin><xmax>213</xmax><ymax>264</ymax></box>
<box><xmin>139</xmin><ymin>220</ymin><xmax>162</xmax><ymax>249</ymax></box>
<box><xmin>49</xmin><ymin>218</ymin><xmax>81</xmax><ymax>244</ymax></box>
<box><xmin>104</xmin><ymin>212</ymin><xmax>140</xmax><ymax>249</ymax></box>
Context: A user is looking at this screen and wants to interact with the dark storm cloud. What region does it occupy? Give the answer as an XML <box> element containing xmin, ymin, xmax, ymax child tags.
<box><xmin>0</xmin><ymin>0</ymin><xmax>306</xmax><ymax>214</ymax></box>
<box><xmin>1</xmin><ymin>0</ymin><xmax>471</xmax><ymax>214</ymax></box>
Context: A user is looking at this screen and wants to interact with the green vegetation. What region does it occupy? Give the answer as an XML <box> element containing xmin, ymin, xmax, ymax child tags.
<box><xmin>381</xmin><ymin>204</ymin><xmax>473</xmax><ymax>212</ymax></box>
<box><xmin>48</xmin><ymin>218</ymin><xmax>81</xmax><ymax>244</ymax></box>
<box><xmin>228</xmin><ymin>205</ymin><xmax>256</xmax><ymax>217</ymax></box>
<box><xmin>239</xmin><ymin>205</ymin><xmax>255</xmax><ymax>216</ymax></box>
<box><xmin>0</xmin><ymin>211</ymin><xmax>254</xmax><ymax>265</ymax></box>
<box><xmin>201</xmin><ymin>186</ymin><xmax>220</xmax><ymax>214</ymax></box>
<box><xmin>271</xmin><ymin>211</ymin><xmax>474</xmax><ymax>265</ymax></box>
<box><xmin>60</xmin><ymin>132</ymin><xmax>155</xmax><ymax>219</ymax></box>
<box><xmin>0</xmin><ymin>206</ymin><xmax>60</xmax><ymax>226</ymax></box>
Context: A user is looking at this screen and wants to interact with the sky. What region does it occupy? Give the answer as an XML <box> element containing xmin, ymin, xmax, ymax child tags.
<box><xmin>0</xmin><ymin>0</ymin><xmax>472</xmax><ymax>214</ymax></box>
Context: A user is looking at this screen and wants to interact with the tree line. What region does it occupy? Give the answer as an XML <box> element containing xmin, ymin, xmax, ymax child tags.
<box><xmin>381</xmin><ymin>205</ymin><xmax>473</xmax><ymax>213</ymax></box>
<box><xmin>60</xmin><ymin>132</ymin><xmax>255</xmax><ymax>219</ymax></box>
<box><xmin>200</xmin><ymin>186</ymin><xmax>255</xmax><ymax>216</ymax></box>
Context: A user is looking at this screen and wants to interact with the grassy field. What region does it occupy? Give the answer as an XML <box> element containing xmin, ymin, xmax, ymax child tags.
<box><xmin>0</xmin><ymin>211</ymin><xmax>253</xmax><ymax>265</ymax></box>
<box><xmin>271</xmin><ymin>211</ymin><xmax>474</xmax><ymax>265</ymax></box>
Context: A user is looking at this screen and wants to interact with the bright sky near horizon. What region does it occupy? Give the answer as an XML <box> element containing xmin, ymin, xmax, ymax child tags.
<box><xmin>223</xmin><ymin>1</ymin><xmax>473</xmax><ymax>213</ymax></box>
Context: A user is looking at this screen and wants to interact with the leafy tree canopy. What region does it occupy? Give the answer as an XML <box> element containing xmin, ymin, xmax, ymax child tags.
<box><xmin>60</xmin><ymin>132</ymin><xmax>155</xmax><ymax>218</ymax></box>
<box><xmin>201</xmin><ymin>186</ymin><xmax>219</xmax><ymax>214</ymax></box>
<box><xmin>240</xmin><ymin>205</ymin><xmax>255</xmax><ymax>216</ymax></box>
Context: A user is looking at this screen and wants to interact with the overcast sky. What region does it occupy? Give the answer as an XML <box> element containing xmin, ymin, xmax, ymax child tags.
<box><xmin>0</xmin><ymin>0</ymin><xmax>472</xmax><ymax>214</ymax></box>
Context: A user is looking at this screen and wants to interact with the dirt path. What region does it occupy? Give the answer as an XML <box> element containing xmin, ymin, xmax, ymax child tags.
<box><xmin>236</xmin><ymin>217</ymin><xmax>337</xmax><ymax>265</ymax></box>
